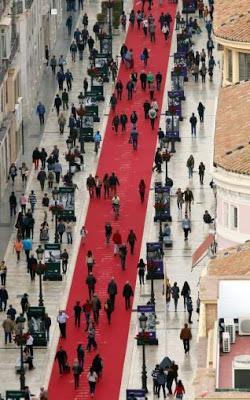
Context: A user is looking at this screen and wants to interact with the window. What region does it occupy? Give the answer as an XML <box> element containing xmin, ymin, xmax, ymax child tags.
<box><xmin>0</xmin><ymin>28</ymin><xmax>7</xmax><ymax>58</ymax></box>
<box><xmin>223</xmin><ymin>202</ymin><xmax>229</xmax><ymax>228</ymax></box>
<box><xmin>239</xmin><ymin>53</ymin><xmax>250</xmax><ymax>81</ymax></box>
<box><xmin>227</xmin><ymin>49</ymin><xmax>232</xmax><ymax>82</ymax></box>
<box><xmin>230</xmin><ymin>205</ymin><xmax>238</xmax><ymax>230</ymax></box>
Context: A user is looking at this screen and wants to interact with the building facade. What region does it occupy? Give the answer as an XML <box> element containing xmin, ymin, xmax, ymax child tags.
<box><xmin>16</xmin><ymin>0</ymin><xmax>62</xmax><ymax>115</ymax></box>
<box><xmin>0</xmin><ymin>0</ymin><xmax>62</xmax><ymax>196</ymax></box>
<box><xmin>194</xmin><ymin>242</ymin><xmax>250</xmax><ymax>400</ymax></box>
<box><xmin>213</xmin><ymin>0</ymin><xmax>250</xmax><ymax>86</ymax></box>
<box><xmin>212</xmin><ymin>81</ymin><xmax>250</xmax><ymax>249</ymax></box>
<box><xmin>0</xmin><ymin>0</ymin><xmax>22</xmax><ymax>196</ymax></box>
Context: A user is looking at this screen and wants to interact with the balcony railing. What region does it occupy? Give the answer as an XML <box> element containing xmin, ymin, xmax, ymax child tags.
<box><xmin>0</xmin><ymin>62</ymin><xmax>8</xmax><ymax>85</ymax></box>
<box><xmin>0</xmin><ymin>0</ymin><xmax>9</xmax><ymax>17</ymax></box>
<box><xmin>25</xmin><ymin>0</ymin><xmax>34</xmax><ymax>9</ymax></box>
<box><xmin>0</xmin><ymin>33</ymin><xmax>19</xmax><ymax>85</ymax></box>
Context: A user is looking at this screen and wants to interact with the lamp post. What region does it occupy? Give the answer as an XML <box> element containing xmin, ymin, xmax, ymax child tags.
<box><xmin>147</xmin><ymin>264</ymin><xmax>156</xmax><ymax>305</ymax></box>
<box><xmin>33</xmin><ymin>262</ymin><xmax>47</xmax><ymax>307</ymax></box>
<box><xmin>162</xmin><ymin>150</ymin><xmax>173</xmax><ymax>187</ymax></box>
<box><xmin>50</xmin><ymin>194</ymin><xmax>61</xmax><ymax>244</ymax></box>
<box><xmin>15</xmin><ymin>314</ymin><xmax>26</xmax><ymax>390</ymax></box>
<box><xmin>139</xmin><ymin>313</ymin><xmax>148</xmax><ymax>393</ymax></box>
<box><xmin>107</xmin><ymin>0</ymin><xmax>113</xmax><ymax>37</ymax></box>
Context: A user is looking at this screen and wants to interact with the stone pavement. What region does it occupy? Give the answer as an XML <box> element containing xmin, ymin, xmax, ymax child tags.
<box><xmin>0</xmin><ymin>1</ymin><xmax>220</xmax><ymax>399</ymax></box>
<box><xmin>120</xmin><ymin>10</ymin><xmax>220</xmax><ymax>400</ymax></box>
<box><xmin>0</xmin><ymin>0</ymin><xmax>80</xmax><ymax>257</ymax></box>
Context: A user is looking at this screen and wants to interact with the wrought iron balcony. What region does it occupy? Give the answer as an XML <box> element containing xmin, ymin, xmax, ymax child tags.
<box><xmin>0</xmin><ymin>0</ymin><xmax>9</xmax><ymax>17</ymax></box>
<box><xmin>25</xmin><ymin>0</ymin><xmax>33</xmax><ymax>9</ymax></box>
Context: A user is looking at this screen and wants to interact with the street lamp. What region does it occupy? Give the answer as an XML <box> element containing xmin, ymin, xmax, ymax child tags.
<box><xmin>107</xmin><ymin>0</ymin><xmax>113</xmax><ymax>37</ymax></box>
<box><xmin>33</xmin><ymin>262</ymin><xmax>47</xmax><ymax>307</ymax></box>
<box><xmin>49</xmin><ymin>194</ymin><xmax>62</xmax><ymax>243</ymax></box>
<box><xmin>147</xmin><ymin>264</ymin><xmax>156</xmax><ymax>305</ymax></box>
<box><xmin>15</xmin><ymin>314</ymin><xmax>26</xmax><ymax>390</ymax></box>
<box><xmin>139</xmin><ymin>313</ymin><xmax>148</xmax><ymax>393</ymax></box>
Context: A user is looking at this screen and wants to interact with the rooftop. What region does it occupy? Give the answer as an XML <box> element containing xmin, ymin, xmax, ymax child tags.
<box><xmin>208</xmin><ymin>241</ymin><xmax>250</xmax><ymax>276</ymax></box>
<box><xmin>213</xmin><ymin>0</ymin><xmax>250</xmax><ymax>43</ymax></box>
<box><xmin>213</xmin><ymin>81</ymin><xmax>250</xmax><ymax>175</ymax></box>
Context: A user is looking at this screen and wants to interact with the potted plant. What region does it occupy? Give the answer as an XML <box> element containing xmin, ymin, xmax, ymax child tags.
<box><xmin>97</xmin><ymin>13</ymin><xmax>106</xmax><ymax>25</ymax></box>
<box><xmin>113</xmin><ymin>0</ymin><xmax>123</xmax><ymax>14</ymax></box>
<box><xmin>113</xmin><ymin>11</ymin><xmax>120</xmax><ymax>31</ymax></box>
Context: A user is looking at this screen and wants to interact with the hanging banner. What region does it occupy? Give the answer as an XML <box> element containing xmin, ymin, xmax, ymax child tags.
<box><xmin>137</xmin><ymin>305</ymin><xmax>158</xmax><ymax>345</ymax></box>
<box><xmin>165</xmin><ymin>112</ymin><xmax>180</xmax><ymax>140</ymax></box>
<box><xmin>58</xmin><ymin>187</ymin><xmax>75</xmax><ymax>220</ymax></box>
<box><xmin>126</xmin><ymin>389</ymin><xmax>146</xmax><ymax>400</ymax></box>
<box><xmin>146</xmin><ymin>242</ymin><xmax>164</xmax><ymax>280</ymax></box>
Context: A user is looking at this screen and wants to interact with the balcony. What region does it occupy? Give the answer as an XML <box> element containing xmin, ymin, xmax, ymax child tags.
<box><xmin>25</xmin><ymin>0</ymin><xmax>34</xmax><ymax>9</ymax></box>
<box><xmin>0</xmin><ymin>0</ymin><xmax>9</xmax><ymax>18</ymax></box>
<box><xmin>0</xmin><ymin>33</ymin><xmax>19</xmax><ymax>85</ymax></box>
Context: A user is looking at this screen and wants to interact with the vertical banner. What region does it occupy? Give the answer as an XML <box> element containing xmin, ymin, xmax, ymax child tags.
<box><xmin>126</xmin><ymin>389</ymin><xmax>146</xmax><ymax>400</ymax></box>
<box><xmin>58</xmin><ymin>187</ymin><xmax>76</xmax><ymax>221</ymax></box>
<box><xmin>146</xmin><ymin>242</ymin><xmax>164</xmax><ymax>280</ymax></box>
<box><xmin>137</xmin><ymin>305</ymin><xmax>158</xmax><ymax>344</ymax></box>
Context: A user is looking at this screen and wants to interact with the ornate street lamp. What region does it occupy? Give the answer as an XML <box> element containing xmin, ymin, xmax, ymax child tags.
<box><xmin>107</xmin><ymin>0</ymin><xmax>114</xmax><ymax>37</ymax></box>
<box><xmin>138</xmin><ymin>313</ymin><xmax>148</xmax><ymax>393</ymax></box>
<box><xmin>161</xmin><ymin>150</ymin><xmax>172</xmax><ymax>187</ymax></box>
<box><xmin>15</xmin><ymin>314</ymin><xmax>27</xmax><ymax>390</ymax></box>
<box><xmin>49</xmin><ymin>198</ymin><xmax>63</xmax><ymax>243</ymax></box>
<box><xmin>33</xmin><ymin>261</ymin><xmax>47</xmax><ymax>307</ymax></box>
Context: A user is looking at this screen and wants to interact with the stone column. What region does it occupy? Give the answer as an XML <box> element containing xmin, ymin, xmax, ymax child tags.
<box><xmin>223</xmin><ymin>47</ymin><xmax>228</xmax><ymax>86</ymax></box>
<box><xmin>232</xmin><ymin>49</ymin><xmax>239</xmax><ymax>83</ymax></box>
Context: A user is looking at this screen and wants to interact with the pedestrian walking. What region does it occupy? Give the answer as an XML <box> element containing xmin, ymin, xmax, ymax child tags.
<box><xmin>120</xmin><ymin>113</ymin><xmax>128</xmax><ymax>131</ymax></box>
<box><xmin>74</xmin><ymin>301</ymin><xmax>82</xmax><ymax>327</ymax></box>
<box><xmin>112</xmin><ymin>229</ymin><xmax>122</xmax><ymax>255</ymax></box>
<box><xmin>187</xmin><ymin>296</ymin><xmax>193</xmax><ymax>323</ymax></box>
<box><xmin>171</xmin><ymin>282</ymin><xmax>180</xmax><ymax>311</ymax></box>
<box><xmin>72</xmin><ymin>359</ymin><xmax>82</xmax><ymax>389</ymax></box>
<box><xmin>92</xmin><ymin>294</ymin><xmax>101</xmax><ymax>324</ymax></box>
<box><xmin>36</xmin><ymin>102</ymin><xmax>46</xmax><ymax>125</ymax></box>
<box><xmin>174</xmin><ymin>380</ymin><xmax>185</xmax><ymax>399</ymax></box>
<box><xmin>137</xmin><ymin>259</ymin><xmax>146</xmax><ymax>285</ymax></box>
<box><xmin>13</xmin><ymin>238</ymin><xmax>23</xmax><ymax>262</ymax></box>
<box><xmin>9</xmin><ymin>192</ymin><xmax>17</xmax><ymax>217</ymax></box>
<box><xmin>138</xmin><ymin>179</ymin><xmax>146</xmax><ymax>203</ymax></box>
<box><xmin>86</xmin><ymin>250</ymin><xmax>95</xmax><ymax>273</ymax></box>
<box><xmin>157</xmin><ymin>368</ymin><xmax>167</xmax><ymax>398</ymax></box>
<box><xmin>183</xmin><ymin>187</ymin><xmax>194</xmax><ymax>213</ymax></box>
<box><xmin>115</xmin><ymin>79</ymin><xmax>123</xmax><ymax>100</ymax></box>
<box><xmin>176</xmin><ymin>188</ymin><xmax>184</xmax><ymax>210</ymax></box>
<box><xmin>198</xmin><ymin>162</ymin><xmax>205</xmax><ymax>184</ymax></box>
<box><xmin>186</xmin><ymin>155</ymin><xmax>195</xmax><ymax>178</ymax></box>
<box><xmin>197</xmin><ymin>102</ymin><xmax>205</xmax><ymax>122</ymax></box>
<box><xmin>119</xmin><ymin>243</ymin><xmax>127</xmax><ymax>270</ymax></box>
<box><xmin>181</xmin><ymin>281</ymin><xmax>191</xmax><ymax>310</ymax></box>
<box><xmin>76</xmin><ymin>343</ymin><xmax>85</xmax><ymax>369</ymax></box>
<box><xmin>2</xmin><ymin>315</ymin><xmax>14</xmax><ymax>344</ymax></box>
<box><xmin>55</xmin><ymin>346</ymin><xmax>68</xmax><ymax>375</ymax></box>
<box><xmin>86</xmin><ymin>322</ymin><xmax>97</xmax><ymax>351</ymax></box>
<box><xmin>104</xmin><ymin>298</ymin><xmax>113</xmax><ymax>324</ymax></box>
<box><xmin>107</xmin><ymin>277</ymin><xmax>117</xmax><ymax>309</ymax></box>
<box><xmin>130</xmin><ymin>127</ymin><xmax>138</xmax><ymax>150</ymax></box>
<box><xmin>44</xmin><ymin>313</ymin><xmax>51</xmax><ymax>342</ymax></box>
<box><xmin>57</xmin><ymin>310</ymin><xmax>69</xmax><ymax>338</ymax></box>
<box><xmin>156</xmin><ymin>71</ymin><xmax>162</xmax><ymax>91</ymax></box>
<box><xmin>87</xmin><ymin>367</ymin><xmax>98</xmax><ymax>397</ymax></box>
<box><xmin>66</xmin><ymin>15</ymin><xmax>73</xmax><ymax>35</ymax></box>
<box><xmin>0</xmin><ymin>285</ymin><xmax>8</xmax><ymax>311</ymax></box>
<box><xmin>61</xmin><ymin>249</ymin><xmax>69</xmax><ymax>274</ymax></box>
<box><xmin>37</xmin><ymin>169</ymin><xmax>47</xmax><ymax>191</ymax></box>
<box><xmin>189</xmin><ymin>113</ymin><xmax>197</xmax><ymax>136</ymax></box>
<box><xmin>140</xmin><ymin>71</ymin><xmax>147</xmax><ymax>90</ymax></box>
<box><xmin>152</xmin><ymin>364</ymin><xmax>160</xmax><ymax>394</ymax></box>
<box><xmin>182</xmin><ymin>213</ymin><xmax>191</xmax><ymax>241</ymax></box>
<box><xmin>148</xmin><ymin>106</ymin><xmax>157</xmax><ymax>129</ymax></box>
<box><xmin>180</xmin><ymin>323</ymin><xmax>192</xmax><ymax>354</ymax></box>
<box><xmin>86</xmin><ymin>273</ymin><xmax>96</xmax><ymax>300</ymax></box>
<box><xmin>122</xmin><ymin>281</ymin><xmax>133</xmax><ymax>310</ymax></box>
<box><xmin>127</xmin><ymin>229</ymin><xmax>137</xmax><ymax>254</ymax></box>
<box><xmin>104</xmin><ymin>222</ymin><xmax>112</xmax><ymax>244</ymax></box>
<box><xmin>112</xmin><ymin>114</ymin><xmax>120</xmax><ymax>133</ymax></box>
<box><xmin>54</xmin><ymin>94</ymin><xmax>62</xmax><ymax>116</ymax></box>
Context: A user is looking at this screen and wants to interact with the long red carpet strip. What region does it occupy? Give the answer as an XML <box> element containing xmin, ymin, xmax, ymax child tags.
<box><xmin>48</xmin><ymin>2</ymin><xmax>176</xmax><ymax>398</ymax></box>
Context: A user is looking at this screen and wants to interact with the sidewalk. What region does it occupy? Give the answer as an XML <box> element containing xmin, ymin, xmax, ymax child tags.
<box><xmin>120</xmin><ymin>9</ymin><xmax>220</xmax><ymax>399</ymax></box>
<box><xmin>0</xmin><ymin>0</ymin><xmax>133</xmax><ymax>396</ymax></box>
<box><xmin>0</xmin><ymin>1</ymin><xmax>80</xmax><ymax>257</ymax></box>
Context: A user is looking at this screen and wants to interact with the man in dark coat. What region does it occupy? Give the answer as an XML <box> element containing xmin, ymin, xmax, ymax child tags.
<box><xmin>122</xmin><ymin>281</ymin><xmax>134</xmax><ymax>310</ymax></box>
<box><xmin>107</xmin><ymin>278</ymin><xmax>118</xmax><ymax>309</ymax></box>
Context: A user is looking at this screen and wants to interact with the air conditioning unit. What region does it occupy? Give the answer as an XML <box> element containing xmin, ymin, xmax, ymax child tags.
<box><xmin>222</xmin><ymin>332</ymin><xmax>230</xmax><ymax>353</ymax></box>
<box><xmin>224</xmin><ymin>318</ymin><xmax>236</xmax><ymax>343</ymax></box>
<box><xmin>239</xmin><ymin>318</ymin><xmax>250</xmax><ymax>335</ymax></box>
<box><xmin>233</xmin><ymin>355</ymin><xmax>250</xmax><ymax>389</ymax></box>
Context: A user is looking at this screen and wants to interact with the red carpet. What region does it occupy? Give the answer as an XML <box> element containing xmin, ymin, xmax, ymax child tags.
<box><xmin>48</xmin><ymin>2</ymin><xmax>176</xmax><ymax>398</ymax></box>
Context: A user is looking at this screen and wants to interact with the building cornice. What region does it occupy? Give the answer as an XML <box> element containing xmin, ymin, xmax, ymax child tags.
<box><xmin>213</xmin><ymin>34</ymin><xmax>250</xmax><ymax>52</ymax></box>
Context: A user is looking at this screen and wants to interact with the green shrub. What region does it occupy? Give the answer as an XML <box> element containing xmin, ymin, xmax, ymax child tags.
<box><xmin>113</xmin><ymin>11</ymin><xmax>120</xmax><ymax>28</ymax></box>
<box><xmin>97</xmin><ymin>13</ymin><xmax>106</xmax><ymax>24</ymax></box>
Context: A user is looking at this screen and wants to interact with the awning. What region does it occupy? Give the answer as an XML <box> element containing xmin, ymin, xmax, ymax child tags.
<box><xmin>192</xmin><ymin>234</ymin><xmax>215</xmax><ymax>269</ymax></box>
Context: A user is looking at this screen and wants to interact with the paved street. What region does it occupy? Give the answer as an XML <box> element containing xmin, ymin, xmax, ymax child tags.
<box><xmin>0</xmin><ymin>1</ymin><xmax>220</xmax><ymax>398</ymax></box>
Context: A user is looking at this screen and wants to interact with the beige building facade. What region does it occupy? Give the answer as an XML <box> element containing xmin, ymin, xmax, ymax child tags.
<box><xmin>213</xmin><ymin>0</ymin><xmax>250</xmax><ymax>86</ymax></box>
<box><xmin>0</xmin><ymin>0</ymin><xmax>62</xmax><ymax>196</ymax></box>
